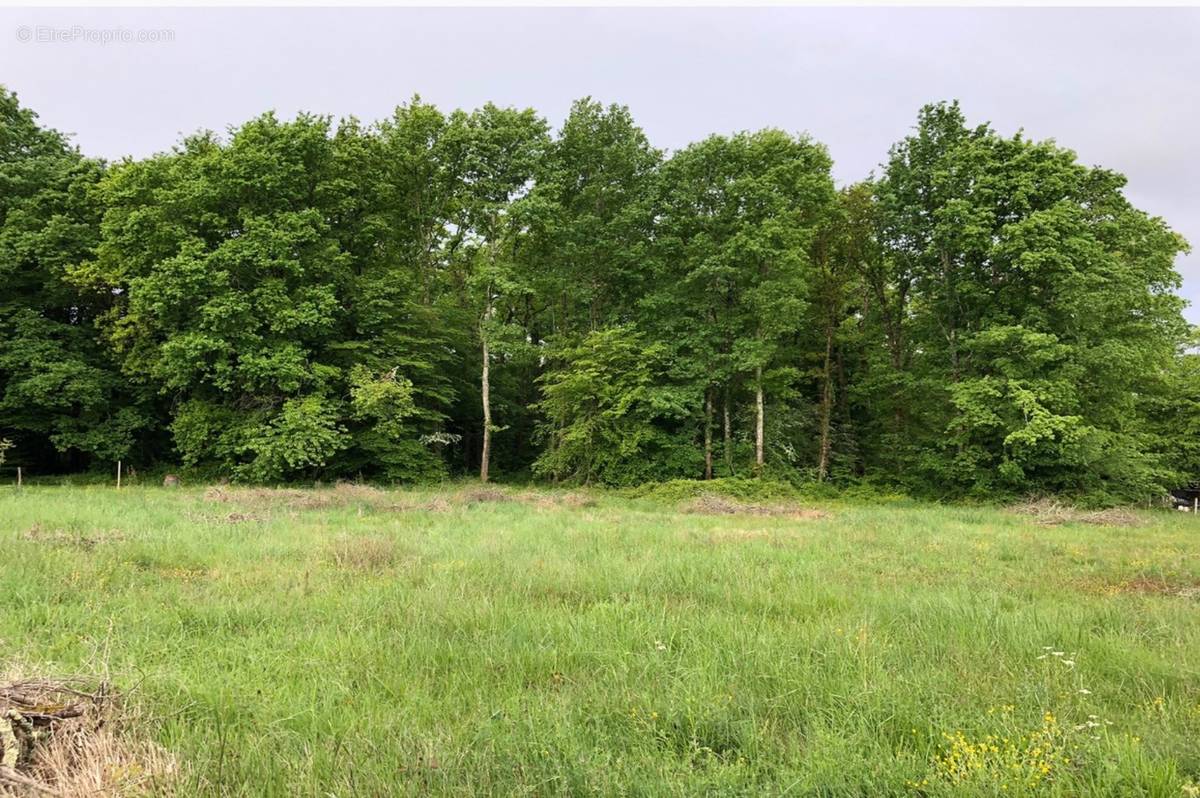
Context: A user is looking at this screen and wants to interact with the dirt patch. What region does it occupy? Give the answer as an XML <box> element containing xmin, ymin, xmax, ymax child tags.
<box><xmin>20</xmin><ymin>523</ymin><xmax>126</xmax><ymax>551</ymax></box>
<box><xmin>1007</xmin><ymin>498</ymin><xmax>1144</xmax><ymax>528</ymax></box>
<box><xmin>1088</xmin><ymin>576</ymin><xmax>1200</xmax><ymax>598</ymax></box>
<box><xmin>0</xmin><ymin>673</ymin><xmax>174</xmax><ymax>796</ymax></box>
<box><xmin>681</xmin><ymin>493</ymin><xmax>828</xmax><ymax>520</ymax></box>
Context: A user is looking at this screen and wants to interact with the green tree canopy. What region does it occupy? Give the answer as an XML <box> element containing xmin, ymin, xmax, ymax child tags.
<box><xmin>3</xmin><ymin>86</ymin><xmax>1194</xmax><ymax>501</ymax></box>
<box><xmin>0</xmin><ymin>88</ymin><xmax>146</xmax><ymax>470</ymax></box>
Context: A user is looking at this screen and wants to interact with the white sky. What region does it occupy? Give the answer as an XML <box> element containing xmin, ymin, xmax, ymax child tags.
<box><xmin>3</xmin><ymin>6</ymin><xmax>1197</xmax><ymax>319</ymax></box>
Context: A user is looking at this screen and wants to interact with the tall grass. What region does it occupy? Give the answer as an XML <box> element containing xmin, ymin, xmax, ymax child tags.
<box><xmin>2</xmin><ymin>484</ymin><xmax>1198</xmax><ymax>796</ymax></box>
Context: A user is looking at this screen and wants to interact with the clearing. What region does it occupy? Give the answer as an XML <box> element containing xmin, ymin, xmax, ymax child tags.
<box><xmin>2</xmin><ymin>484</ymin><xmax>1198</xmax><ymax>796</ymax></box>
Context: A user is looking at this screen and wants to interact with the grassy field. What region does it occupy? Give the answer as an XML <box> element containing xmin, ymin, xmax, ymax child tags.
<box><xmin>2</xmin><ymin>483</ymin><xmax>1199</xmax><ymax>796</ymax></box>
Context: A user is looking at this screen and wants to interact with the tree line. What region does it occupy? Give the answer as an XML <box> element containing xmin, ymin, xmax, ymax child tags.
<box><xmin>2</xmin><ymin>86</ymin><xmax>1197</xmax><ymax>500</ymax></box>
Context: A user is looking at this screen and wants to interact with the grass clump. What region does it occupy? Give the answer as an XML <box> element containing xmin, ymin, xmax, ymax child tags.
<box><xmin>681</xmin><ymin>493</ymin><xmax>828</xmax><ymax>519</ymax></box>
<box><xmin>326</xmin><ymin>535</ymin><xmax>403</xmax><ymax>572</ymax></box>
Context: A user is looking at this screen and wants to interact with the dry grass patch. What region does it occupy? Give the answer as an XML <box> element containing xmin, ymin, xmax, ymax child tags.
<box><xmin>205</xmin><ymin>486</ymin><xmax>305</xmax><ymax>507</ymax></box>
<box><xmin>326</xmin><ymin>536</ymin><xmax>403</xmax><ymax>572</ymax></box>
<box><xmin>517</xmin><ymin>491</ymin><xmax>599</xmax><ymax>511</ymax></box>
<box><xmin>681</xmin><ymin>493</ymin><xmax>828</xmax><ymax>520</ymax></box>
<box><xmin>693</xmin><ymin>528</ymin><xmax>807</xmax><ymax>546</ymax></box>
<box><xmin>205</xmin><ymin>484</ymin><xmax>465</xmax><ymax>515</ymax></box>
<box><xmin>204</xmin><ymin>482</ymin><xmax>386</xmax><ymax>511</ymax></box>
<box><xmin>201</xmin><ymin>484</ymin><xmax>599</xmax><ymax>515</ymax></box>
<box><xmin>0</xmin><ymin>672</ymin><xmax>174</xmax><ymax>797</ymax></box>
<box><xmin>1081</xmin><ymin>575</ymin><xmax>1200</xmax><ymax>599</ymax></box>
<box><xmin>19</xmin><ymin>524</ymin><xmax>126</xmax><ymax>551</ymax></box>
<box><xmin>558</xmin><ymin>492</ymin><xmax>598</xmax><ymax>509</ymax></box>
<box><xmin>460</xmin><ymin>487</ymin><xmax>512</xmax><ymax>505</ymax></box>
<box><xmin>1007</xmin><ymin>498</ymin><xmax>1144</xmax><ymax>527</ymax></box>
<box><xmin>390</xmin><ymin>496</ymin><xmax>453</xmax><ymax>513</ymax></box>
<box><xmin>184</xmin><ymin>510</ymin><xmax>266</xmax><ymax>525</ymax></box>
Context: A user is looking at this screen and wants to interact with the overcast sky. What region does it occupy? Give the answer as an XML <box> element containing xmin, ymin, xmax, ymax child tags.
<box><xmin>3</xmin><ymin>6</ymin><xmax>1198</xmax><ymax>319</ymax></box>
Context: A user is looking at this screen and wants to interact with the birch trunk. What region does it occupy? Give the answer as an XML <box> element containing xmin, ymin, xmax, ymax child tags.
<box><xmin>479</xmin><ymin>292</ymin><xmax>493</xmax><ymax>483</ymax></box>
<box><xmin>754</xmin><ymin>366</ymin><xmax>764</xmax><ymax>478</ymax></box>
<box><xmin>704</xmin><ymin>390</ymin><xmax>714</xmax><ymax>480</ymax></box>
<box><xmin>817</xmin><ymin>319</ymin><xmax>834</xmax><ymax>481</ymax></box>
<box><xmin>723</xmin><ymin>388</ymin><xmax>734</xmax><ymax>476</ymax></box>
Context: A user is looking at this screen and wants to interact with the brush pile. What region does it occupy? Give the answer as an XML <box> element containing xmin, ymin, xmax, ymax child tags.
<box><xmin>682</xmin><ymin>493</ymin><xmax>829</xmax><ymax>520</ymax></box>
<box><xmin>0</xmin><ymin>676</ymin><xmax>169</xmax><ymax>797</ymax></box>
<box><xmin>1006</xmin><ymin>498</ymin><xmax>1144</xmax><ymax>528</ymax></box>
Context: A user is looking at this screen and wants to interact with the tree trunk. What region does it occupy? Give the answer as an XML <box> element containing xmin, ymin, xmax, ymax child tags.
<box><xmin>754</xmin><ymin>366</ymin><xmax>764</xmax><ymax>478</ymax></box>
<box><xmin>704</xmin><ymin>389</ymin><xmax>714</xmax><ymax>480</ymax></box>
<box><xmin>941</xmin><ymin>250</ymin><xmax>960</xmax><ymax>382</ymax></box>
<box><xmin>479</xmin><ymin>294</ymin><xmax>493</xmax><ymax>483</ymax></box>
<box><xmin>817</xmin><ymin>320</ymin><xmax>834</xmax><ymax>481</ymax></box>
<box><xmin>723</xmin><ymin>387</ymin><xmax>734</xmax><ymax>476</ymax></box>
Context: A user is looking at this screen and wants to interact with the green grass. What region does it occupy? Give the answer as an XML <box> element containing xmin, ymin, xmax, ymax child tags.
<box><xmin>2</xmin><ymin>484</ymin><xmax>1199</xmax><ymax>796</ymax></box>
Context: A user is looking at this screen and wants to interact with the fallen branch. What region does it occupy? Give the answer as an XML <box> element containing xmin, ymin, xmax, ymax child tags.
<box><xmin>0</xmin><ymin>765</ymin><xmax>61</xmax><ymax>796</ymax></box>
<box><xmin>0</xmin><ymin>674</ymin><xmax>172</xmax><ymax>796</ymax></box>
<box><xmin>0</xmin><ymin>713</ymin><xmax>16</xmax><ymax>769</ymax></box>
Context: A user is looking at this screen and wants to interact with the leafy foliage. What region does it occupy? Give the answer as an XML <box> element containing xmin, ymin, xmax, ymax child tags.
<box><xmin>0</xmin><ymin>87</ymin><xmax>149</xmax><ymax>470</ymax></box>
<box><xmin>534</xmin><ymin>326</ymin><xmax>701</xmax><ymax>486</ymax></box>
<box><xmin>2</xmin><ymin>87</ymin><xmax>1195</xmax><ymax>499</ymax></box>
<box><xmin>865</xmin><ymin>101</ymin><xmax>1189</xmax><ymax>498</ymax></box>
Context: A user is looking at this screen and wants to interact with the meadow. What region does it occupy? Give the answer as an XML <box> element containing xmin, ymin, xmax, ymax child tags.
<box><xmin>2</xmin><ymin>483</ymin><xmax>1199</xmax><ymax>796</ymax></box>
